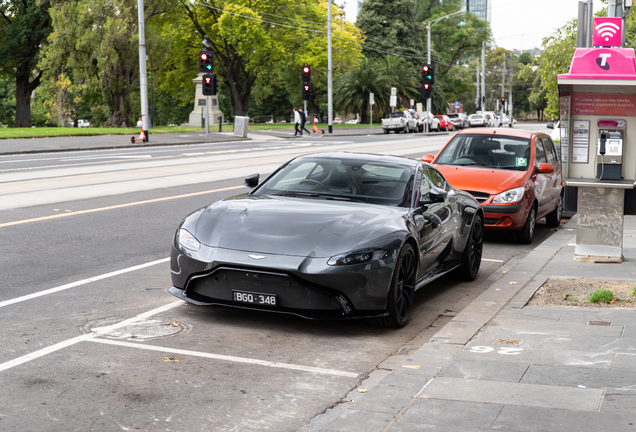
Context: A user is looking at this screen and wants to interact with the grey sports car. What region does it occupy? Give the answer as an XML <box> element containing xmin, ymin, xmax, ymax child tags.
<box><xmin>169</xmin><ymin>152</ymin><xmax>483</xmax><ymax>328</ymax></box>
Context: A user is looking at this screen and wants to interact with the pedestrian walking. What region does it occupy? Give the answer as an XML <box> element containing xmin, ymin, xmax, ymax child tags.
<box><xmin>293</xmin><ymin>108</ymin><xmax>301</xmax><ymax>136</ymax></box>
<box><xmin>299</xmin><ymin>108</ymin><xmax>311</xmax><ymax>135</ymax></box>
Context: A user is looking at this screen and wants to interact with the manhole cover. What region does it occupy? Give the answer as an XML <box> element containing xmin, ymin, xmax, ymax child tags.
<box><xmin>84</xmin><ymin>318</ymin><xmax>190</xmax><ymax>340</ymax></box>
<box><xmin>588</xmin><ymin>321</ymin><xmax>612</xmax><ymax>326</ymax></box>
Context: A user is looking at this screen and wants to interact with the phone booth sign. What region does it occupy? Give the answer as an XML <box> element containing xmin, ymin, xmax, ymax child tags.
<box><xmin>558</xmin><ymin>41</ymin><xmax>636</xmax><ymax>262</ymax></box>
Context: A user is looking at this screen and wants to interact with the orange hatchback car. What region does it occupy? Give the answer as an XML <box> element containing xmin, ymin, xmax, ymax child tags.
<box><xmin>422</xmin><ymin>128</ymin><xmax>563</xmax><ymax>243</ymax></box>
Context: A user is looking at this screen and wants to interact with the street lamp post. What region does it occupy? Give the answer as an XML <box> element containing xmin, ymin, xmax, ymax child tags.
<box><xmin>426</xmin><ymin>10</ymin><xmax>465</xmax><ymax>129</ymax></box>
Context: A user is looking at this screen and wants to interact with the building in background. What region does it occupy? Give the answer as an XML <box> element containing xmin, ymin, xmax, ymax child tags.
<box><xmin>463</xmin><ymin>0</ymin><xmax>492</xmax><ymax>24</ymax></box>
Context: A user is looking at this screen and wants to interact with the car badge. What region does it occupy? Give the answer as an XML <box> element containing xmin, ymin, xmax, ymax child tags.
<box><xmin>248</xmin><ymin>254</ymin><xmax>266</xmax><ymax>260</ymax></box>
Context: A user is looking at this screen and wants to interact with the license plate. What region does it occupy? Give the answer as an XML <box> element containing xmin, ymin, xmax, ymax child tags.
<box><xmin>232</xmin><ymin>290</ymin><xmax>277</xmax><ymax>306</ymax></box>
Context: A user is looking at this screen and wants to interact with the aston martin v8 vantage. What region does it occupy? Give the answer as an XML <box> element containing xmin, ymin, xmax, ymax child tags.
<box><xmin>169</xmin><ymin>153</ymin><xmax>484</xmax><ymax>328</ymax></box>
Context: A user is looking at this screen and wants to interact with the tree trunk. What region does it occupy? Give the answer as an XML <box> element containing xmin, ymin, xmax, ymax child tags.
<box><xmin>15</xmin><ymin>74</ymin><xmax>33</xmax><ymax>128</ymax></box>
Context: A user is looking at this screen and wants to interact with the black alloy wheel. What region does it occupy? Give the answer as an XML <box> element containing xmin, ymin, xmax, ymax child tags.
<box><xmin>457</xmin><ymin>216</ymin><xmax>484</xmax><ymax>281</ymax></box>
<box><xmin>519</xmin><ymin>205</ymin><xmax>536</xmax><ymax>244</ymax></box>
<box><xmin>545</xmin><ymin>194</ymin><xmax>563</xmax><ymax>228</ymax></box>
<box><xmin>378</xmin><ymin>244</ymin><xmax>417</xmax><ymax>328</ymax></box>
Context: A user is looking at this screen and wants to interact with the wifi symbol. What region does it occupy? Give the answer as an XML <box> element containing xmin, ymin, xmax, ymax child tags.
<box><xmin>595</xmin><ymin>22</ymin><xmax>620</xmax><ymax>42</ymax></box>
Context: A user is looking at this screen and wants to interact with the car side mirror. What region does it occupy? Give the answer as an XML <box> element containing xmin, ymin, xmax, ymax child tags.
<box><xmin>546</xmin><ymin>122</ymin><xmax>554</xmax><ymax>129</ymax></box>
<box><xmin>420</xmin><ymin>186</ymin><xmax>447</xmax><ymax>205</ymax></box>
<box><xmin>537</xmin><ymin>163</ymin><xmax>554</xmax><ymax>174</ymax></box>
<box><xmin>244</xmin><ymin>173</ymin><xmax>260</xmax><ymax>188</ymax></box>
<box><xmin>421</xmin><ymin>154</ymin><xmax>435</xmax><ymax>163</ymax></box>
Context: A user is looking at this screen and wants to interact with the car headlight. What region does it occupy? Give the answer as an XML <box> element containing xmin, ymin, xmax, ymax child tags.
<box><xmin>492</xmin><ymin>187</ymin><xmax>525</xmax><ymax>204</ymax></box>
<box><xmin>327</xmin><ymin>249</ymin><xmax>386</xmax><ymax>266</ymax></box>
<box><xmin>177</xmin><ymin>229</ymin><xmax>201</xmax><ymax>251</ymax></box>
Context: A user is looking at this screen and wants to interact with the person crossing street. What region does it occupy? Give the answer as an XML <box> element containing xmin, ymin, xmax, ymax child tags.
<box><xmin>299</xmin><ymin>107</ymin><xmax>311</xmax><ymax>135</ymax></box>
<box><xmin>293</xmin><ymin>108</ymin><xmax>301</xmax><ymax>136</ymax></box>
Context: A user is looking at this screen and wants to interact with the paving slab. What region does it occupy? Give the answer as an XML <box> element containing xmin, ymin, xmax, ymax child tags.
<box><xmin>488</xmin><ymin>318</ymin><xmax>625</xmax><ymax>338</ymax></box>
<box><xmin>521</xmin><ymin>364</ymin><xmax>636</xmax><ymax>390</ymax></box>
<box><xmin>495</xmin><ymin>307</ymin><xmax>565</xmax><ymax>322</ymax></box>
<box><xmin>612</xmin><ymin>353</ymin><xmax>636</xmax><ymax>369</ymax></box>
<box><xmin>439</xmin><ymin>359</ymin><xmax>529</xmax><ymax>383</ymax></box>
<box><xmin>601</xmin><ymin>390</ymin><xmax>636</xmax><ymax>414</ymax></box>
<box><xmin>541</xmin><ymin>334</ymin><xmax>636</xmax><ymax>353</ymax></box>
<box><xmin>419</xmin><ymin>377</ymin><xmax>603</xmax><ymax>412</ymax></box>
<box><xmin>393</xmin><ymin>399</ymin><xmax>503</xmax><ymax>430</ymax></box>
<box><xmin>559</xmin><ymin>309</ymin><xmax>636</xmax><ymax>326</ymax></box>
<box><xmin>491</xmin><ymin>405</ymin><xmax>636</xmax><ymax>432</ymax></box>
<box><xmin>346</xmin><ymin>373</ymin><xmax>425</xmax><ymax>414</ymax></box>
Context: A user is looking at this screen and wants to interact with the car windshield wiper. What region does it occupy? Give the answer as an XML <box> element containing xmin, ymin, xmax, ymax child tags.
<box><xmin>454</xmin><ymin>162</ymin><xmax>488</xmax><ymax>167</ymax></box>
<box><xmin>316</xmin><ymin>194</ymin><xmax>365</xmax><ymax>203</ymax></box>
<box><xmin>494</xmin><ymin>165</ymin><xmax>527</xmax><ymax>170</ymax></box>
<box><xmin>269</xmin><ymin>191</ymin><xmax>321</xmax><ymax>198</ymax></box>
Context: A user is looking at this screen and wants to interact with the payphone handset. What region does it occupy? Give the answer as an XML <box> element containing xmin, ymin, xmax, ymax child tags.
<box><xmin>596</xmin><ymin>120</ymin><xmax>626</xmax><ymax>181</ymax></box>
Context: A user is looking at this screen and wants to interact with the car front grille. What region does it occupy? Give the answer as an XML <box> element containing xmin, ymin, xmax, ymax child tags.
<box><xmin>463</xmin><ymin>191</ymin><xmax>490</xmax><ymax>204</ymax></box>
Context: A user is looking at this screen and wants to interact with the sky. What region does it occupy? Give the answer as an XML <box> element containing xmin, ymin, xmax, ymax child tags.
<box><xmin>341</xmin><ymin>0</ymin><xmax>605</xmax><ymax>51</ymax></box>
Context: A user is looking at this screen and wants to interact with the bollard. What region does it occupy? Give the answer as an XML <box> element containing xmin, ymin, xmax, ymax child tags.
<box><xmin>219</xmin><ymin>116</ymin><xmax>222</xmax><ymax>132</ymax></box>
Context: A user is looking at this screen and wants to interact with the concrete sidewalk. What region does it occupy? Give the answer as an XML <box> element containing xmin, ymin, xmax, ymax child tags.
<box><xmin>301</xmin><ymin>216</ymin><xmax>636</xmax><ymax>432</ymax></box>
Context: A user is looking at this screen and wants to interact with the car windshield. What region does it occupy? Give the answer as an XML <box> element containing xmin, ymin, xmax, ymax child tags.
<box><xmin>388</xmin><ymin>112</ymin><xmax>405</xmax><ymax>118</ymax></box>
<box><xmin>447</xmin><ymin>114</ymin><xmax>459</xmax><ymax>118</ymax></box>
<box><xmin>435</xmin><ymin>134</ymin><xmax>532</xmax><ymax>171</ymax></box>
<box><xmin>252</xmin><ymin>156</ymin><xmax>415</xmax><ymax>207</ymax></box>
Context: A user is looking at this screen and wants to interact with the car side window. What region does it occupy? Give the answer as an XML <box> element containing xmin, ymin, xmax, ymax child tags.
<box><xmin>535</xmin><ymin>138</ymin><xmax>547</xmax><ymax>166</ymax></box>
<box><xmin>426</xmin><ymin>167</ymin><xmax>446</xmax><ymax>190</ymax></box>
<box><xmin>419</xmin><ymin>172</ymin><xmax>432</xmax><ymax>201</ymax></box>
<box><xmin>542</xmin><ymin>137</ymin><xmax>558</xmax><ymax>164</ymax></box>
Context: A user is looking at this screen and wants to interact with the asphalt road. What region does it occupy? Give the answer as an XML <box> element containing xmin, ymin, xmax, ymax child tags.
<box><xmin>0</xmin><ymin>129</ymin><xmax>559</xmax><ymax>431</ymax></box>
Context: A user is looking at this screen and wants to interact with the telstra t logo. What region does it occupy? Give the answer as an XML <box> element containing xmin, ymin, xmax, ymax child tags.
<box><xmin>597</xmin><ymin>53</ymin><xmax>612</xmax><ymax>70</ymax></box>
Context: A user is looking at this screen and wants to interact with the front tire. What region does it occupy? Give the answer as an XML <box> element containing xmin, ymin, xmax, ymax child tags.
<box><xmin>545</xmin><ymin>194</ymin><xmax>563</xmax><ymax>228</ymax></box>
<box><xmin>378</xmin><ymin>244</ymin><xmax>417</xmax><ymax>328</ymax></box>
<box><xmin>457</xmin><ymin>216</ymin><xmax>484</xmax><ymax>281</ymax></box>
<box><xmin>519</xmin><ymin>205</ymin><xmax>536</xmax><ymax>244</ymax></box>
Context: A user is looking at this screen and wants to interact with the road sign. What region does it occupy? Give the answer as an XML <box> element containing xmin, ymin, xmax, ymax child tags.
<box><xmin>455</xmin><ymin>101</ymin><xmax>460</xmax><ymax>109</ymax></box>
<box><xmin>370</xmin><ymin>93</ymin><xmax>375</xmax><ymax>105</ymax></box>
<box><xmin>390</xmin><ymin>95</ymin><xmax>397</xmax><ymax>107</ymax></box>
<box><xmin>391</xmin><ymin>87</ymin><xmax>396</xmax><ymax>96</ymax></box>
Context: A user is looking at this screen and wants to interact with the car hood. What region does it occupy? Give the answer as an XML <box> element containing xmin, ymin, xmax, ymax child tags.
<box><xmin>187</xmin><ymin>195</ymin><xmax>407</xmax><ymax>258</ymax></box>
<box><xmin>435</xmin><ymin>165</ymin><xmax>528</xmax><ymax>195</ymax></box>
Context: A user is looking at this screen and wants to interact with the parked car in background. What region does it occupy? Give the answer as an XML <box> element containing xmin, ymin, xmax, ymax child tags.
<box><xmin>417</xmin><ymin>111</ymin><xmax>441</xmax><ymax>132</ymax></box>
<box><xmin>333</xmin><ymin>117</ymin><xmax>342</xmax><ymax>124</ymax></box>
<box><xmin>381</xmin><ymin>110</ymin><xmax>418</xmax><ymax>133</ymax></box>
<box><xmin>481</xmin><ymin>112</ymin><xmax>498</xmax><ymax>127</ymax></box>
<box><xmin>68</xmin><ymin>119</ymin><xmax>90</xmax><ymax>127</ymax></box>
<box><xmin>447</xmin><ymin>113</ymin><xmax>468</xmax><ymax>129</ymax></box>
<box><xmin>421</xmin><ymin>128</ymin><xmax>563</xmax><ymax>244</ymax></box>
<box><xmin>435</xmin><ymin>115</ymin><xmax>455</xmax><ymax>131</ymax></box>
<box><xmin>496</xmin><ymin>112</ymin><xmax>510</xmax><ymax>127</ymax></box>
<box><xmin>345</xmin><ymin>118</ymin><xmax>360</xmax><ymax>124</ymax></box>
<box><xmin>468</xmin><ymin>114</ymin><xmax>486</xmax><ymax>127</ymax></box>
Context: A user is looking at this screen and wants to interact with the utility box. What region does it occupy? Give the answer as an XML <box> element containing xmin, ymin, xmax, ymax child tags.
<box><xmin>234</xmin><ymin>116</ymin><xmax>249</xmax><ymax>138</ymax></box>
<box><xmin>558</xmin><ymin>46</ymin><xmax>636</xmax><ymax>262</ymax></box>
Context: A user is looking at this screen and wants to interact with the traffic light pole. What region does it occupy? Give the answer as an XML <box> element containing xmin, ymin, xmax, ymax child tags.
<box><xmin>426</xmin><ymin>22</ymin><xmax>431</xmax><ymax>134</ymax></box>
<box><xmin>327</xmin><ymin>1</ymin><xmax>333</xmax><ymax>134</ymax></box>
<box><xmin>137</xmin><ymin>0</ymin><xmax>149</xmax><ymax>140</ymax></box>
<box><xmin>206</xmin><ymin>96</ymin><xmax>209</xmax><ymax>138</ymax></box>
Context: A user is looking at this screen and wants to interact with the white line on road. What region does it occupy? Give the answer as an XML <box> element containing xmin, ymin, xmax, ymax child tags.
<box><xmin>87</xmin><ymin>338</ymin><xmax>359</xmax><ymax>378</ymax></box>
<box><xmin>0</xmin><ymin>258</ymin><xmax>169</xmax><ymax>309</ymax></box>
<box><xmin>0</xmin><ymin>300</ymin><xmax>182</xmax><ymax>373</ymax></box>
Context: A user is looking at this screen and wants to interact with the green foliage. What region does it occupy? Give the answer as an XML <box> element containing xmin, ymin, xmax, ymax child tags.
<box><xmin>518</xmin><ymin>52</ymin><xmax>533</xmax><ymax>65</ymax></box>
<box><xmin>0</xmin><ymin>76</ymin><xmax>15</xmax><ymax>125</ymax></box>
<box><xmin>631</xmin><ymin>287</ymin><xmax>636</xmax><ymax>297</ymax></box>
<box><xmin>356</xmin><ymin>0</ymin><xmax>425</xmax><ymax>59</ymax></box>
<box><xmin>334</xmin><ymin>58</ymin><xmax>391</xmax><ymax>122</ymax></box>
<box><xmin>588</xmin><ymin>289</ymin><xmax>615</xmax><ymax>304</ymax></box>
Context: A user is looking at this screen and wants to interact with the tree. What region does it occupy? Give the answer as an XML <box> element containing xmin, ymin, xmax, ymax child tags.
<box><xmin>43</xmin><ymin>0</ymin><xmax>168</xmax><ymax>127</ymax></box>
<box><xmin>334</xmin><ymin>58</ymin><xmax>391</xmax><ymax>122</ymax></box>
<box><xmin>0</xmin><ymin>0</ymin><xmax>52</xmax><ymax>127</ymax></box>
<box><xmin>356</xmin><ymin>0</ymin><xmax>425</xmax><ymax>60</ymax></box>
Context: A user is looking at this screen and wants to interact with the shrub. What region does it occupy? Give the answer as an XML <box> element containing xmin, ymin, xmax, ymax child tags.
<box><xmin>588</xmin><ymin>289</ymin><xmax>614</xmax><ymax>304</ymax></box>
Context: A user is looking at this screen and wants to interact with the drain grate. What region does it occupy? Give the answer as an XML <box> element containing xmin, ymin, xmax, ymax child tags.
<box><xmin>493</xmin><ymin>338</ymin><xmax>522</xmax><ymax>346</ymax></box>
<box><xmin>588</xmin><ymin>321</ymin><xmax>612</xmax><ymax>326</ymax></box>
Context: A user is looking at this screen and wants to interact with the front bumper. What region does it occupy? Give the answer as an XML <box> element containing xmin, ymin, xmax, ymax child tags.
<box><xmin>482</xmin><ymin>203</ymin><xmax>528</xmax><ymax>230</ymax></box>
<box><xmin>169</xmin><ymin>244</ymin><xmax>396</xmax><ymax>319</ymax></box>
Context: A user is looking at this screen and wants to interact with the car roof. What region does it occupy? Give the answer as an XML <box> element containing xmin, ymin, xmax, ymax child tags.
<box><xmin>454</xmin><ymin>128</ymin><xmax>546</xmax><ymax>139</ymax></box>
<box><xmin>300</xmin><ymin>152</ymin><xmax>420</xmax><ymax>167</ymax></box>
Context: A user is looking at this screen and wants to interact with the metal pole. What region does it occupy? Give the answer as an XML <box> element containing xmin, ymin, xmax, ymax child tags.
<box><xmin>327</xmin><ymin>1</ymin><xmax>333</xmax><ymax>133</ymax></box>
<box><xmin>586</xmin><ymin>0</ymin><xmax>594</xmax><ymax>47</ymax></box>
<box><xmin>509</xmin><ymin>52</ymin><xmax>513</xmax><ymax>128</ymax></box>
<box><xmin>426</xmin><ymin>21</ymin><xmax>431</xmax><ymax>134</ymax></box>
<box><xmin>577</xmin><ymin>1</ymin><xmax>588</xmax><ymax>47</ymax></box>
<box><xmin>481</xmin><ymin>42</ymin><xmax>486</xmax><ymax>112</ymax></box>
<box><xmin>150</xmin><ymin>68</ymin><xmax>154</xmax><ymax>128</ymax></box>
<box><xmin>476</xmin><ymin>65</ymin><xmax>480</xmax><ymax>110</ymax></box>
<box><xmin>370</xmin><ymin>101</ymin><xmax>372</xmax><ymax>134</ymax></box>
<box><xmin>206</xmin><ymin>96</ymin><xmax>209</xmax><ymax>138</ymax></box>
<box><xmin>137</xmin><ymin>0</ymin><xmax>149</xmax><ymax>140</ymax></box>
<box><xmin>501</xmin><ymin>55</ymin><xmax>506</xmax><ymax>112</ymax></box>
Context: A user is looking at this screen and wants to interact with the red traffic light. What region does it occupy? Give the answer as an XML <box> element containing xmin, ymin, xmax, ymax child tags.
<box><xmin>205</xmin><ymin>77</ymin><xmax>211</xmax><ymax>83</ymax></box>
<box><xmin>200</xmin><ymin>53</ymin><xmax>208</xmax><ymax>60</ymax></box>
<box><xmin>304</xmin><ymin>85</ymin><xmax>309</xmax><ymax>90</ymax></box>
<box><xmin>422</xmin><ymin>66</ymin><xmax>429</xmax><ymax>72</ymax></box>
<box><xmin>303</xmin><ymin>66</ymin><xmax>309</xmax><ymax>73</ymax></box>
<box><xmin>424</xmin><ymin>84</ymin><xmax>429</xmax><ymax>89</ymax></box>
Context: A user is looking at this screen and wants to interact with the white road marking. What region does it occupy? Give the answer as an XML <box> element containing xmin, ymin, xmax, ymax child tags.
<box><xmin>0</xmin><ymin>301</ymin><xmax>182</xmax><ymax>373</ymax></box>
<box><xmin>0</xmin><ymin>258</ymin><xmax>169</xmax><ymax>309</ymax></box>
<box><xmin>87</xmin><ymin>339</ymin><xmax>359</xmax><ymax>378</ymax></box>
<box><xmin>60</xmin><ymin>155</ymin><xmax>153</xmax><ymax>161</ymax></box>
<box><xmin>482</xmin><ymin>258</ymin><xmax>504</xmax><ymax>263</ymax></box>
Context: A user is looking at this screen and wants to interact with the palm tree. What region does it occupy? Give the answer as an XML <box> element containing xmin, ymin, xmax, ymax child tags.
<box><xmin>376</xmin><ymin>55</ymin><xmax>419</xmax><ymax>108</ymax></box>
<box><xmin>334</xmin><ymin>58</ymin><xmax>391</xmax><ymax>123</ymax></box>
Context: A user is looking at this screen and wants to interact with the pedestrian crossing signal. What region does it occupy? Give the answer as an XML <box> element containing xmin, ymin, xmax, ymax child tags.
<box><xmin>302</xmin><ymin>84</ymin><xmax>311</xmax><ymax>101</ymax></box>
<box><xmin>203</xmin><ymin>74</ymin><xmax>218</xmax><ymax>96</ymax></box>
<box><xmin>421</xmin><ymin>83</ymin><xmax>431</xmax><ymax>99</ymax></box>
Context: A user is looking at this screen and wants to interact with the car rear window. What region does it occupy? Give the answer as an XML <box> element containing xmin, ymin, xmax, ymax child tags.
<box><xmin>388</xmin><ymin>112</ymin><xmax>405</xmax><ymax>118</ymax></box>
<box><xmin>435</xmin><ymin>134</ymin><xmax>532</xmax><ymax>171</ymax></box>
<box><xmin>470</xmin><ymin>115</ymin><xmax>483</xmax><ymax>119</ymax></box>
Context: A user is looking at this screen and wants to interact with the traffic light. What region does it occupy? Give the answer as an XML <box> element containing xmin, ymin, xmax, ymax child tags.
<box><xmin>501</xmin><ymin>97</ymin><xmax>506</xmax><ymax>104</ymax></box>
<box><xmin>202</xmin><ymin>74</ymin><xmax>215</xmax><ymax>96</ymax></box>
<box><xmin>199</xmin><ymin>50</ymin><xmax>214</xmax><ymax>73</ymax></box>
<box><xmin>301</xmin><ymin>65</ymin><xmax>311</xmax><ymax>83</ymax></box>
<box><xmin>302</xmin><ymin>83</ymin><xmax>312</xmax><ymax>101</ymax></box>
<box><xmin>421</xmin><ymin>83</ymin><xmax>431</xmax><ymax>100</ymax></box>
<box><xmin>422</xmin><ymin>64</ymin><xmax>434</xmax><ymax>85</ymax></box>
